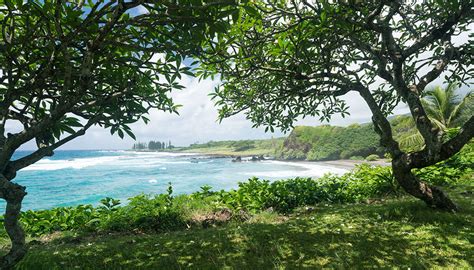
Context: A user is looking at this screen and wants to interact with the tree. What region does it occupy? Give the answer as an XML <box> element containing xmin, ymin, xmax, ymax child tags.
<box><xmin>422</xmin><ymin>83</ymin><xmax>472</xmax><ymax>130</ymax></box>
<box><xmin>199</xmin><ymin>1</ymin><xmax>473</xmax><ymax>211</ymax></box>
<box><xmin>0</xmin><ymin>0</ymin><xmax>237</xmax><ymax>267</ymax></box>
<box><xmin>399</xmin><ymin>83</ymin><xmax>472</xmax><ymax>150</ymax></box>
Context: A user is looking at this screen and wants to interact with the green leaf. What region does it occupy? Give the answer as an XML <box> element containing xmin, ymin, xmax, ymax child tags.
<box><xmin>243</xmin><ymin>5</ymin><xmax>261</xmax><ymax>19</ymax></box>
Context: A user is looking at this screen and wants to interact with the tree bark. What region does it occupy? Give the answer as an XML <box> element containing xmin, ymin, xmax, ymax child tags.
<box><xmin>392</xmin><ymin>158</ymin><xmax>457</xmax><ymax>211</ymax></box>
<box><xmin>0</xmin><ymin>175</ymin><xmax>27</xmax><ymax>270</ymax></box>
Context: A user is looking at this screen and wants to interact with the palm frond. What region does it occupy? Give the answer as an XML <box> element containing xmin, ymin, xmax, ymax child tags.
<box><xmin>398</xmin><ymin>132</ymin><xmax>425</xmax><ymax>152</ymax></box>
<box><xmin>421</xmin><ymin>83</ymin><xmax>470</xmax><ymax>130</ymax></box>
<box><xmin>448</xmin><ymin>91</ymin><xmax>472</xmax><ymax>127</ymax></box>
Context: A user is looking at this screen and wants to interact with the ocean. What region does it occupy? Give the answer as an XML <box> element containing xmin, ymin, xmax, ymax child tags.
<box><xmin>3</xmin><ymin>150</ymin><xmax>348</xmax><ymax>211</ymax></box>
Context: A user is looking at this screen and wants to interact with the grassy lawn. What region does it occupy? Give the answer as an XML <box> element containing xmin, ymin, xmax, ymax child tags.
<box><xmin>9</xmin><ymin>184</ymin><xmax>473</xmax><ymax>269</ymax></box>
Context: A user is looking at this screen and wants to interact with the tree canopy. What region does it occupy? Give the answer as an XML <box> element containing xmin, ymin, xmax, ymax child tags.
<box><xmin>0</xmin><ymin>0</ymin><xmax>238</xmax><ymax>267</ymax></box>
<box><xmin>199</xmin><ymin>0</ymin><xmax>473</xmax><ymax>210</ymax></box>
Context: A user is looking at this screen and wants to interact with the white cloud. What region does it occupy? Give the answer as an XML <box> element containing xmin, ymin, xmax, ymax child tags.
<box><xmin>42</xmin><ymin>76</ymin><xmax>406</xmax><ymax>150</ymax></box>
<box><xmin>11</xmin><ymin>70</ymin><xmax>413</xmax><ymax>150</ymax></box>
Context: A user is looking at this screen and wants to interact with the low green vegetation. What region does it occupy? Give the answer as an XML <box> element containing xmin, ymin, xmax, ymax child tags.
<box><xmin>8</xmin><ymin>180</ymin><xmax>474</xmax><ymax>269</ymax></box>
<box><xmin>175</xmin><ymin>138</ymin><xmax>285</xmax><ymax>156</ymax></box>
<box><xmin>365</xmin><ymin>154</ymin><xmax>380</xmax><ymax>161</ymax></box>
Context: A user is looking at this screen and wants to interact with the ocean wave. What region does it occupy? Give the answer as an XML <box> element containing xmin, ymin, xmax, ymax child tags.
<box><xmin>22</xmin><ymin>156</ymin><xmax>122</xmax><ymax>171</ymax></box>
<box><xmin>20</xmin><ymin>152</ymin><xmax>195</xmax><ymax>171</ymax></box>
<box><xmin>242</xmin><ymin>160</ymin><xmax>348</xmax><ymax>178</ymax></box>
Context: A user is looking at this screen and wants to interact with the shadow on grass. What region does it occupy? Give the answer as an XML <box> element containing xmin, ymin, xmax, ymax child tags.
<box><xmin>15</xmin><ymin>194</ymin><xmax>473</xmax><ymax>270</ymax></box>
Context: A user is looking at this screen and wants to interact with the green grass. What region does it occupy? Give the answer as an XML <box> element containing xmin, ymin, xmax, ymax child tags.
<box><xmin>172</xmin><ymin>138</ymin><xmax>285</xmax><ymax>157</ymax></box>
<box><xmin>10</xmin><ymin>184</ymin><xmax>474</xmax><ymax>269</ymax></box>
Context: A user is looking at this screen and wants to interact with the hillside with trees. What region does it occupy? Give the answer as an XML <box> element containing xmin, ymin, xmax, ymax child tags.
<box><xmin>276</xmin><ymin>115</ymin><xmax>436</xmax><ymax>161</ymax></box>
<box><xmin>276</xmin><ymin>123</ymin><xmax>383</xmax><ymax>161</ymax></box>
<box><xmin>176</xmin><ymin>138</ymin><xmax>285</xmax><ymax>156</ymax></box>
<box><xmin>170</xmin><ymin>111</ymin><xmax>471</xmax><ymax>161</ymax></box>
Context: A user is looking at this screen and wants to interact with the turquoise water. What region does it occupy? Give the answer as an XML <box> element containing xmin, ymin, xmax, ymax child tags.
<box><xmin>4</xmin><ymin>150</ymin><xmax>347</xmax><ymax>211</ymax></box>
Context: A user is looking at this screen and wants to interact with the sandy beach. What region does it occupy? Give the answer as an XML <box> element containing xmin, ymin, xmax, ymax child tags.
<box><xmin>316</xmin><ymin>159</ymin><xmax>391</xmax><ymax>170</ymax></box>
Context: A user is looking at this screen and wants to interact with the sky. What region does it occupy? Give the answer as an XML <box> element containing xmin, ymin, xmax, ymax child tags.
<box><xmin>8</xmin><ymin>70</ymin><xmax>411</xmax><ymax>150</ymax></box>
<box><xmin>15</xmin><ymin>75</ymin><xmax>409</xmax><ymax>150</ymax></box>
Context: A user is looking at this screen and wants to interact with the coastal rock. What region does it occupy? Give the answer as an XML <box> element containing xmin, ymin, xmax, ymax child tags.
<box><xmin>192</xmin><ymin>208</ymin><xmax>234</xmax><ymax>228</ymax></box>
<box><xmin>235</xmin><ymin>210</ymin><xmax>251</xmax><ymax>221</ymax></box>
<box><xmin>232</xmin><ymin>156</ymin><xmax>242</xmax><ymax>162</ymax></box>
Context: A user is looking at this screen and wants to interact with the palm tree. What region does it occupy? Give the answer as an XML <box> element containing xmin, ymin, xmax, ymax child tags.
<box><xmin>399</xmin><ymin>83</ymin><xmax>472</xmax><ymax>151</ymax></box>
<box><xmin>421</xmin><ymin>83</ymin><xmax>471</xmax><ymax>130</ymax></box>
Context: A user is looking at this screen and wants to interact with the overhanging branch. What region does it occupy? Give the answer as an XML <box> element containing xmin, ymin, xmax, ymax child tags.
<box><xmin>408</xmin><ymin>116</ymin><xmax>474</xmax><ymax>169</ymax></box>
<box><xmin>5</xmin><ymin>116</ymin><xmax>101</xmax><ymax>175</ymax></box>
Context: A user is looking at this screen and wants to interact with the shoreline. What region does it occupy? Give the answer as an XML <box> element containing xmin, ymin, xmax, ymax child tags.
<box><xmin>132</xmin><ymin>150</ymin><xmax>391</xmax><ymax>171</ymax></box>
<box><xmin>316</xmin><ymin>159</ymin><xmax>391</xmax><ymax>170</ymax></box>
<box><xmin>127</xmin><ymin>149</ymin><xmax>391</xmax><ymax>170</ymax></box>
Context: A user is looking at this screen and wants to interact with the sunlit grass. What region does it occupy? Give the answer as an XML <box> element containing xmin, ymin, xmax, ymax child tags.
<box><xmin>12</xmin><ymin>182</ymin><xmax>473</xmax><ymax>269</ymax></box>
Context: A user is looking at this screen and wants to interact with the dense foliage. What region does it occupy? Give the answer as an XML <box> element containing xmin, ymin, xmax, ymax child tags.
<box><xmin>277</xmin><ymin>124</ymin><xmax>382</xmax><ymax>160</ymax></box>
<box><xmin>212</xmin><ymin>165</ymin><xmax>397</xmax><ymax>213</ymax></box>
<box><xmin>2</xmin><ymin>144</ymin><xmax>470</xmax><ymax>238</ymax></box>
<box><xmin>415</xmin><ymin>142</ymin><xmax>473</xmax><ymax>186</ymax></box>
<box><xmin>276</xmin><ymin>115</ymin><xmax>422</xmax><ymax>160</ymax></box>
<box><xmin>0</xmin><ymin>0</ymin><xmax>240</xmax><ymax>266</ymax></box>
<box><xmin>171</xmin><ymin>115</ymin><xmax>426</xmax><ymax>159</ymax></box>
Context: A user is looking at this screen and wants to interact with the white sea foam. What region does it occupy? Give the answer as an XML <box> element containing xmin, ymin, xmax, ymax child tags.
<box><xmin>242</xmin><ymin>160</ymin><xmax>348</xmax><ymax>178</ymax></box>
<box><xmin>22</xmin><ymin>156</ymin><xmax>122</xmax><ymax>171</ymax></box>
<box><xmin>148</xmin><ymin>179</ymin><xmax>158</xmax><ymax>184</ymax></box>
<box><xmin>20</xmin><ymin>150</ymin><xmax>196</xmax><ymax>171</ymax></box>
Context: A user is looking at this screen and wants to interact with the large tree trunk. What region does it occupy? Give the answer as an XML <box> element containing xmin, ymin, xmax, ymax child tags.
<box><xmin>0</xmin><ymin>175</ymin><xmax>27</xmax><ymax>269</ymax></box>
<box><xmin>392</xmin><ymin>158</ymin><xmax>457</xmax><ymax>211</ymax></box>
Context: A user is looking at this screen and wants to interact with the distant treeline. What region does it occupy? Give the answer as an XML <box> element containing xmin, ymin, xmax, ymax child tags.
<box><xmin>180</xmin><ymin>115</ymin><xmax>422</xmax><ymax>161</ymax></box>
<box><xmin>132</xmin><ymin>140</ymin><xmax>174</xmax><ymax>150</ymax></box>
<box><xmin>275</xmin><ymin>115</ymin><xmax>421</xmax><ymax>161</ymax></box>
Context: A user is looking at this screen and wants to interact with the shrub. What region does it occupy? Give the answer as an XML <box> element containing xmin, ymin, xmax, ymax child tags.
<box><xmin>340</xmin><ymin>150</ymin><xmax>353</xmax><ymax>159</ymax></box>
<box><xmin>350</xmin><ymin>156</ymin><xmax>364</xmax><ymax>160</ymax></box>
<box><xmin>231</xmin><ymin>140</ymin><xmax>256</xmax><ymax>151</ymax></box>
<box><xmin>366</xmin><ymin>154</ymin><xmax>380</xmax><ymax>161</ymax></box>
<box><xmin>214</xmin><ymin>164</ymin><xmax>400</xmax><ymax>213</ymax></box>
<box><xmin>414</xmin><ymin>142</ymin><xmax>473</xmax><ymax>186</ymax></box>
<box><xmin>20</xmin><ymin>204</ymin><xmax>100</xmax><ymax>237</ymax></box>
